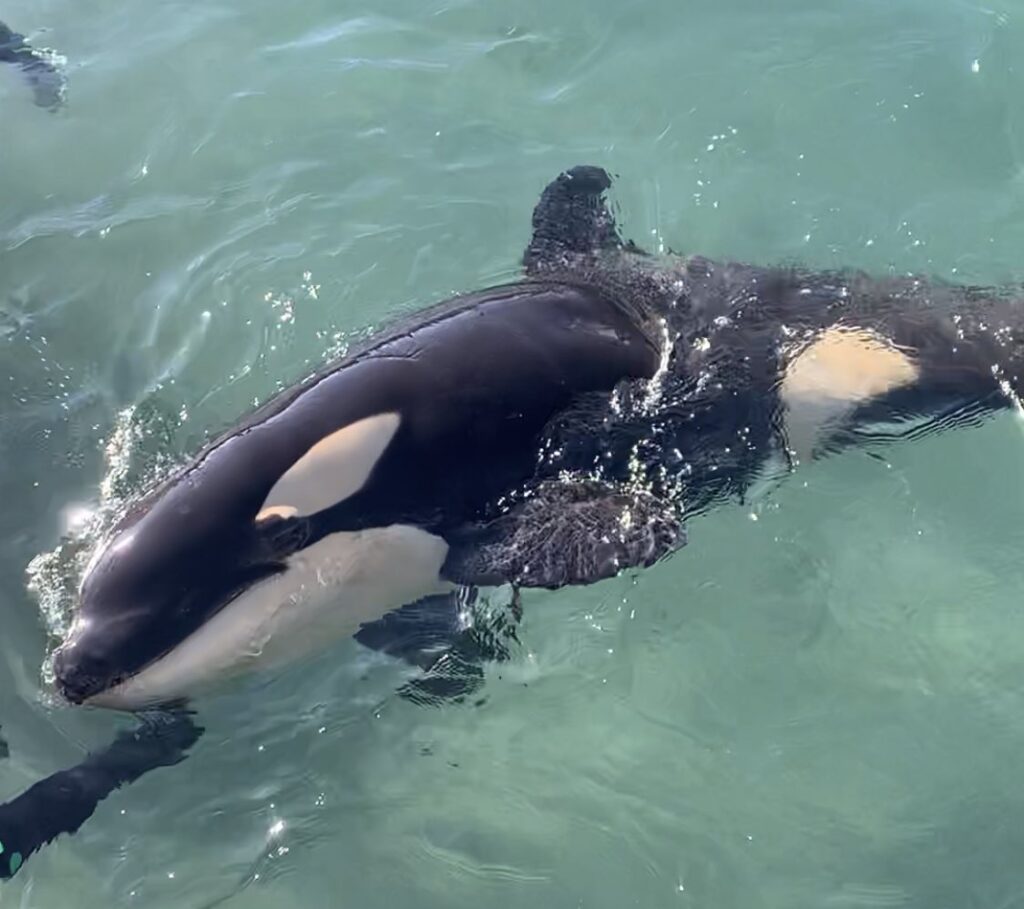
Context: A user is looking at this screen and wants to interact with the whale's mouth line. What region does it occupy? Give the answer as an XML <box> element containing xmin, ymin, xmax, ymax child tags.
<box><xmin>67</xmin><ymin>672</ymin><xmax>126</xmax><ymax>706</ymax></box>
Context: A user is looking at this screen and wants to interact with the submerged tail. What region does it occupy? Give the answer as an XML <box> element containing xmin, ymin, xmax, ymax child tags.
<box><xmin>0</xmin><ymin>709</ymin><xmax>202</xmax><ymax>878</ymax></box>
<box><xmin>0</xmin><ymin>20</ymin><xmax>66</xmax><ymax>110</ymax></box>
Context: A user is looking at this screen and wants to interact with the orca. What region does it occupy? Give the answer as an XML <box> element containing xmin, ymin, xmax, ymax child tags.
<box><xmin>3</xmin><ymin>164</ymin><xmax>1024</xmax><ymax>879</ymax></box>
<box><xmin>51</xmin><ymin>278</ymin><xmax>674</xmax><ymax>711</ymax></box>
<box><xmin>0</xmin><ymin>20</ymin><xmax>65</xmax><ymax>110</ymax></box>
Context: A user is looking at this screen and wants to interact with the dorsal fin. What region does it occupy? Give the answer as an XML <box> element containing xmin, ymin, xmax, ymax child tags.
<box><xmin>523</xmin><ymin>165</ymin><xmax>625</xmax><ymax>272</ymax></box>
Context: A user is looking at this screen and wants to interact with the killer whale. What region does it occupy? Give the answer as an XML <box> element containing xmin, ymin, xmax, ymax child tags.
<box><xmin>4</xmin><ymin>164</ymin><xmax>1024</xmax><ymax>879</ymax></box>
<box><xmin>0</xmin><ymin>20</ymin><xmax>65</xmax><ymax>110</ymax></box>
<box><xmin>53</xmin><ymin>278</ymin><xmax>675</xmax><ymax>710</ymax></box>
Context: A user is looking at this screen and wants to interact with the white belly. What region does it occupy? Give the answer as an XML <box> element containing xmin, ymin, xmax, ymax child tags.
<box><xmin>88</xmin><ymin>525</ymin><xmax>452</xmax><ymax>710</ymax></box>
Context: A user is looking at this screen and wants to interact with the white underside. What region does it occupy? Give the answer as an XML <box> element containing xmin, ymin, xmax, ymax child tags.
<box><xmin>88</xmin><ymin>525</ymin><xmax>452</xmax><ymax>710</ymax></box>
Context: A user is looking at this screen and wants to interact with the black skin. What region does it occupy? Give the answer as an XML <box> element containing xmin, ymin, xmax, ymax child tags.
<box><xmin>523</xmin><ymin>168</ymin><xmax>1024</xmax><ymax>511</ymax></box>
<box><xmin>7</xmin><ymin>165</ymin><xmax>1024</xmax><ymax>880</ymax></box>
<box><xmin>0</xmin><ymin>20</ymin><xmax>64</xmax><ymax>110</ymax></box>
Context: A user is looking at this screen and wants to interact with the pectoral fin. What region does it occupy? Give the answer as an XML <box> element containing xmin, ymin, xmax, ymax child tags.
<box><xmin>355</xmin><ymin>590</ymin><xmax>521</xmax><ymax>706</ymax></box>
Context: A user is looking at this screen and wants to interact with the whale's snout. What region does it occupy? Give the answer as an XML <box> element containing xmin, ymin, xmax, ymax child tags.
<box><xmin>52</xmin><ymin>640</ymin><xmax>122</xmax><ymax>705</ymax></box>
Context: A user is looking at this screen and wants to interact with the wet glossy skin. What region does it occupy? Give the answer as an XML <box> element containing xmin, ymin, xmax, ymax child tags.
<box><xmin>53</xmin><ymin>281</ymin><xmax>660</xmax><ymax>704</ymax></box>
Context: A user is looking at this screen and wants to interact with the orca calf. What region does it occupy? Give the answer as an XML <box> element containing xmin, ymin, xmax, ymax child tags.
<box><xmin>0</xmin><ymin>20</ymin><xmax>65</xmax><ymax>110</ymax></box>
<box><xmin>3</xmin><ymin>164</ymin><xmax>1024</xmax><ymax>879</ymax></box>
<box><xmin>52</xmin><ymin>280</ymin><xmax>672</xmax><ymax>712</ymax></box>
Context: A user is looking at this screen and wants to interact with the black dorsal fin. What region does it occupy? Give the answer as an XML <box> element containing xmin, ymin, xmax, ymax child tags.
<box><xmin>523</xmin><ymin>165</ymin><xmax>625</xmax><ymax>272</ymax></box>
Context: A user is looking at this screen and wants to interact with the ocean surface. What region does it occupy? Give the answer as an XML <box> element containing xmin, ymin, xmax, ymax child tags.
<box><xmin>4</xmin><ymin>0</ymin><xmax>1024</xmax><ymax>906</ymax></box>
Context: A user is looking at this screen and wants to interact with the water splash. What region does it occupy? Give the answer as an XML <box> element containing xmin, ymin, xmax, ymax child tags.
<box><xmin>25</xmin><ymin>402</ymin><xmax>184</xmax><ymax>686</ymax></box>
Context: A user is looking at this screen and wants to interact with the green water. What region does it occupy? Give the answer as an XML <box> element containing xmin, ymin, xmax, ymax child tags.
<box><xmin>4</xmin><ymin>0</ymin><xmax>1024</xmax><ymax>905</ymax></box>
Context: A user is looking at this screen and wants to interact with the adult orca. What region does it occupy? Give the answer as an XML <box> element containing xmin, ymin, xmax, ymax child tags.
<box><xmin>0</xmin><ymin>20</ymin><xmax>65</xmax><ymax>110</ymax></box>
<box><xmin>2</xmin><ymin>164</ymin><xmax>1024</xmax><ymax>879</ymax></box>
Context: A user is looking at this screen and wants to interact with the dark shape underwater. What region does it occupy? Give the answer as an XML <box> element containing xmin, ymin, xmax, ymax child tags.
<box><xmin>0</xmin><ymin>20</ymin><xmax>65</xmax><ymax>110</ymax></box>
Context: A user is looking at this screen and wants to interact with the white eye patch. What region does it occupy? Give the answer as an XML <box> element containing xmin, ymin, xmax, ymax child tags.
<box><xmin>256</xmin><ymin>412</ymin><xmax>401</xmax><ymax>521</ymax></box>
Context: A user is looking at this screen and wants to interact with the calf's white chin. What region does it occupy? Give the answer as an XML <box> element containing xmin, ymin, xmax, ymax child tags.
<box><xmin>86</xmin><ymin>525</ymin><xmax>452</xmax><ymax>711</ymax></box>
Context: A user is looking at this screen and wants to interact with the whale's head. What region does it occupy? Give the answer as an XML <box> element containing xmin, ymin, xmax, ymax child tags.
<box><xmin>49</xmin><ymin>402</ymin><xmax>433</xmax><ymax>711</ymax></box>
<box><xmin>51</xmin><ymin>501</ymin><xmax>286</xmax><ymax>709</ymax></box>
